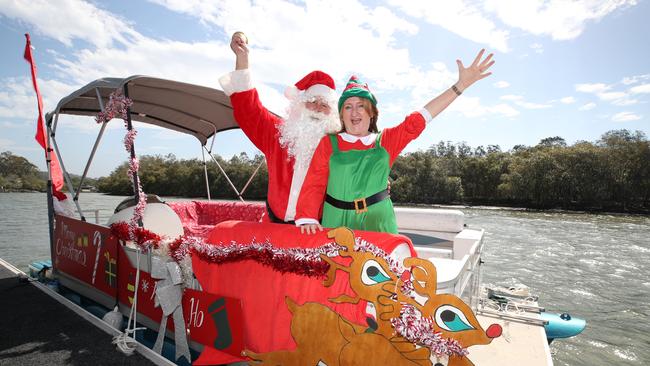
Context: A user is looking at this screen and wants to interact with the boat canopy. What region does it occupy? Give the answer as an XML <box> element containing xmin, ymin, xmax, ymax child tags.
<box><xmin>45</xmin><ymin>75</ymin><xmax>240</xmax><ymax>145</ymax></box>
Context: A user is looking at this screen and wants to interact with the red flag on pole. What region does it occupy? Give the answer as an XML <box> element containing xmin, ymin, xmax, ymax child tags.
<box><xmin>24</xmin><ymin>33</ymin><xmax>67</xmax><ymax>201</ymax></box>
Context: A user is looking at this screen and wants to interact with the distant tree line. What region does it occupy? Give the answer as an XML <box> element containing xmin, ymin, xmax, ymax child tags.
<box><xmin>0</xmin><ymin>151</ymin><xmax>98</xmax><ymax>193</ymax></box>
<box><xmin>8</xmin><ymin>129</ymin><xmax>649</xmax><ymax>213</ymax></box>
<box><xmin>390</xmin><ymin>129</ymin><xmax>649</xmax><ymax>212</ymax></box>
<box><xmin>97</xmin><ymin>129</ymin><xmax>649</xmax><ymax>212</ymax></box>
<box><xmin>97</xmin><ymin>153</ymin><xmax>268</xmax><ymax>199</ymax></box>
<box><xmin>0</xmin><ymin>151</ymin><xmax>46</xmax><ymax>191</ymax></box>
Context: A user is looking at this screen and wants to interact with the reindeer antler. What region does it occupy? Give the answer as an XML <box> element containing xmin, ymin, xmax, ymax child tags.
<box><xmin>320</xmin><ymin>227</ymin><xmax>356</xmax><ymax>287</ymax></box>
<box><xmin>404</xmin><ymin>257</ymin><xmax>438</xmax><ymax>302</ymax></box>
<box><xmin>327</xmin><ymin>227</ymin><xmax>355</xmax><ymax>254</ymax></box>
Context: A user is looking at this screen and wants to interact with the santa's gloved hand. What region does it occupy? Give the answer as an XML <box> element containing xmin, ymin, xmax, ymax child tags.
<box><xmin>299</xmin><ymin>223</ymin><xmax>323</xmax><ymax>235</ymax></box>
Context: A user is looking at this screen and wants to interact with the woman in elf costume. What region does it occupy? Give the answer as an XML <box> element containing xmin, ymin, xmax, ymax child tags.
<box><xmin>295</xmin><ymin>49</ymin><xmax>494</xmax><ymax>234</ymax></box>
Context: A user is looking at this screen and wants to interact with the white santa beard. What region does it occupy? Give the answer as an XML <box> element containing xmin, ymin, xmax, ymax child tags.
<box><xmin>278</xmin><ymin>102</ymin><xmax>341</xmax><ymax>220</ymax></box>
<box><xmin>279</xmin><ymin>104</ymin><xmax>341</xmax><ymax>172</ymax></box>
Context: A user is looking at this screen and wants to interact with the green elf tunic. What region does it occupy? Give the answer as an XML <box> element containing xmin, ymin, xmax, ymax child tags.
<box><xmin>295</xmin><ymin>111</ymin><xmax>429</xmax><ymax>233</ymax></box>
<box><xmin>323</xmin><ymin>133</ymin><xmax>396</xmax><ymax>233</ymax></box>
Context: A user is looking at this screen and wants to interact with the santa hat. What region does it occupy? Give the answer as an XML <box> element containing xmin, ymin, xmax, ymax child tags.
<box><xmin>284</xmin><ymin>70</ymin><xmax>336</xmax><ymax>102</ymax></box>
<box><xmin>338</xmin><ymin>75</ymin><xmax>377</xmax><ymax>112</ymax></box>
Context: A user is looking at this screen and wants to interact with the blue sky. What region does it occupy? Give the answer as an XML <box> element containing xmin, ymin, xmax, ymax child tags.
<box><xmin>1</xmin><ymin>0</ymin><xmax>649</xmax><ymax>178</ymax></box>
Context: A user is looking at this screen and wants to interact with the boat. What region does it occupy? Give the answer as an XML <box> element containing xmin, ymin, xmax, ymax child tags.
<box><xmin>32</xmin><ymin>75</ymin><xmax>584</xmax><ymax>365</ymax></box>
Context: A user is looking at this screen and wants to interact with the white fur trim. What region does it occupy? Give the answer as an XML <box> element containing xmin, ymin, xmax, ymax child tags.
<box><xmin>339</xmin><ymin>132</ymin><xmax>377</xmax><ymax>145</ymax></box>
<box><xmin>304</xmin><ymin>84</ymin><xmax>337</xmax><ymax>102</ymax></box>
<box><xmin>284</xmin><ymin>157</ymin><xmax>311</xmax><ymax>221</ymax></box>
<box><xmin>418</xmin><ymin>108</ymin><xmax>433</xmax><ymax>123</ymax></box>
<box><xmin>218</xmin><ymin>69</ymin><xmax>253</xmax><ymax>96</ymax></box>
<box><xmin>295</xmin><ymin>218</ymin><xmax>320</xmax><ymax>226</ymax></box>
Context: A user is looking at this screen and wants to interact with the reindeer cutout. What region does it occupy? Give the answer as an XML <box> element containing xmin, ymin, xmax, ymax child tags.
<box><xmin>388</xmin><ymin>257</ymin><xmax>502</xmax><ymax>366</ymax></box>
<box><xmin>245</xmin><ymin>227</ymin><xmax>500</xmax><ymax>366</ymax></box>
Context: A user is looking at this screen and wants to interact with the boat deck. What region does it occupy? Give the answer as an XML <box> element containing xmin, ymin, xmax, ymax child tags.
<box><xmin>0</xmin><ymin>257</ymin><xmax>171</xmax><ymax>366</ymax></box>
<box><xmin>470</xmin><ymin>311</ymin><xmax>554</xmax><ymax>366</ymax></box>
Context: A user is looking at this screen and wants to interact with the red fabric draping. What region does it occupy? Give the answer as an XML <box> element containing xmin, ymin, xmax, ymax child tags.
<box><xmin>192</xmin><ymin>221</ymin><xmax>415</xmax><ymax>365</ymax></box>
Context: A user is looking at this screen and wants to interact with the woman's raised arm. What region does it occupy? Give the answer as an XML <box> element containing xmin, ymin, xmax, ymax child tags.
<box><xmin>423</xmin><ymin>49</ymin><xmax>494</xmax><ymax>119</ymax></box>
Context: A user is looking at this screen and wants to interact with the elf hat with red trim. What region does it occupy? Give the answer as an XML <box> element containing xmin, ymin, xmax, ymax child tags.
<box><xmin>338</xmin><ymin>75</ymin><xmax>377</xmax><ymax>112</ymax></box>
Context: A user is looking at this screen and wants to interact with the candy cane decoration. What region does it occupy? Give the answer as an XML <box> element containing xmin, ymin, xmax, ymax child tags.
<box><xmin>91</xmin><ymin>231</ymin><xmax>102</xmax><ymax>284</ymax></box>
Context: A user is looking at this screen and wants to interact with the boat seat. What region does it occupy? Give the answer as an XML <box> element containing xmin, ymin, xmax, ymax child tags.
<box><xmin>168</xmin><ymin>201</ymin><xmax>266</xmax><ymax>239</ymax></box>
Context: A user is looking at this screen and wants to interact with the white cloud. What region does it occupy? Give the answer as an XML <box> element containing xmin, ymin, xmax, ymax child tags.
<box><xmin>612</xmin><ymin>111</ymin><xmax>642</xmax><ymax>122</ymax></box>
<box><xmin>500</xmin><ymin>94</ymin><xmax>523</xmax><ymax>101</ymax></box>
<box><xmin>576</xmin><ymin>83</ymin><xmax>610</xmax><ymax>93</ymax></box>
<box><xmin>530</xmin><ymin>43</ymin><xmax>543</xmax><ymax>54</ymax></box>
<box><xmin>575</xmin><ymin>81</ymin><xmax>646</xmax><ymax>106</ymax></box>
<box><xmin>408</xmin><ymin>62</ymin><xmax>457</xmax><ymax>106</ymax></box>
<box><xmin>490</xmin><ymin>103</ymin><xmax>520</xmax><ymax>118</ymax></box>
<box><xmin>499</xmin><ymin>94</ymin><xmax>550</xmax><ymax>109</ymax></box>
<box><xmin>0</xmin><ymin>77</ymin><xmax>77</xmax><ymax>120</ymax></box>
<box><xmin>448</xmin><ymin>96</ymin><xmax>519</xmax><ymax>118</ymax></box>
<box><xmin>0</xmin><ymin>137</ymin><xmax>40</xmax><ymax>153</ymax></box>
<box><xmin>388</xmin><ymin>0</ymin><xmax>510</xmax><ymax>52</ymax></box>
<box><xmin>630</xmin><ymin>84</ymin><xmax>650</xmax><ymax>94</ymax></box>
<box><xmin>560</xmin><ymin>96</ymin><xmax>576</xmax><ymax>104</ymax></box>
<box><xmin>621</xmin><ymin>74</ymin><xmax>650</xmax><ymax>85</ymax></box>
<box><xmin>0</xmin><ymin>0</ymin><xmax>141</xmax><ymax>48</ymax></box>
<box><xmin>516</xmin><ymin>101</ymin><xmax>552</xmax><ymax>109</ymax></box>
<box><xmin>1</xmin><ymin>121</ymin><xmax>23</xmax><ymax>129</ymax></box>
<box><xmin>484</xmin><ymin>0</ymin><xmax>637</xmax><ymax>41</ymax></box>
<box><xmin>3</xmin><ymin>0</ymin><xmax>505</xmax><ymax>134</ymax></box>
<box><xmin>493</xmin><ymin>80</ymin><xmax>510</xmax><ymax>88</ymax></box>
<box><xmin>579</xmin><ymin>102</ymin><xmax>596</xmax><ymax>111</ymax></box>
<box><xmin>611</xmin><ymin>98</ymin><xmax>639</xmax><ymax>106</ymax></box>
<box><xmin>147</xmin><ymin>0</ymin><xmax>422</xmax><ymax>93</ymax></box>
<box><xmin>598</xmin><ymin>91</ymin><xmax>627</xmax><ymax>101</ymax></box>
<box><xmin>0</xmin><ymin>138</ymin><xmax>16</xmax><ymax>150</ymax></box>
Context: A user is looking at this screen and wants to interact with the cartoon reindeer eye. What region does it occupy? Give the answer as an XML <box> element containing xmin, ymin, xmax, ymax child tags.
<box><xmin>361</xmin><ymin>260</ymin><xmax>391</xmax><ymax>285</ymax></box>
<box><xmin>434</xmin><ymin>305</ymin><xmax>474</xmax><ymax>332</ymax></box>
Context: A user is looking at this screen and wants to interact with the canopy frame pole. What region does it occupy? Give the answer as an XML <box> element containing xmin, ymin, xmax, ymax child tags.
<box><xmin>74</xmin><ymin>87</ymin><xmax>108</xmax><ymax>200</ymax></box>
<box><xmin>201</xmin><ymin>143</ymin><xmax>211</xmax><ymax>201</ymax></box>
<box><xmin>49</xmin><ymin>119</ymin><xmax>86</xmax><ymax>221</ymax></box>
<box><xmin>239</xmin><ymin>159</ymin><xmax>263</xmax><ymax>197</ymax></box>
<box><xmin>203</xmin><ymin>147</ymin><xmax>244</xmax><ymax>202</ymax></box>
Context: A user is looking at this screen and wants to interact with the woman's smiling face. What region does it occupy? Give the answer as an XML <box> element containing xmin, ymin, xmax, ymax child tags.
<box><xmin>341</xmin><ymin>97</ymin><xmax>372</xmax><ymax>137</ymax></box>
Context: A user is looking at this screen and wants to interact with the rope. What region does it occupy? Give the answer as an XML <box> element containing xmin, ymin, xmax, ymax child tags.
<box><xmin>113</xmin><ymin>246</ymin><xmax>146</xmax><ymax>355</ymax></box>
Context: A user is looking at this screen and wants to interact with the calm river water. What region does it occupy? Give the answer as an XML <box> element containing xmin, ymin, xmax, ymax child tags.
<box><xmin>0</xmin><ymin>192</ymin><xmax>648</xmax><ymax>365</ymax></box>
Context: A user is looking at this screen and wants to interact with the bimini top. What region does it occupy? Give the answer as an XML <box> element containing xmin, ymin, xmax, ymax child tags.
<box><xmin>45</xmin><ymin>75</ymin><xmax>242</xmax><ymax>145</ymax></box>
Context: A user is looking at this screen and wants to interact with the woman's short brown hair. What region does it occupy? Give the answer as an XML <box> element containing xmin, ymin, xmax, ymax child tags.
<box><xmin>339</xmin><ymin>97</ymin><xmax>379</xmax><ymax>133</ymax></box>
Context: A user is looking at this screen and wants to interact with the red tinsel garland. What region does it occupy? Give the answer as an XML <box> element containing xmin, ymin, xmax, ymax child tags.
<box><xmin>110</xmin><ymin>222</ymin><xmax>333</xmax><ymax>278</ymax></box>
<box><xmin>110</xmin><ymin>221</ymin><xmax>161</xmax><ymax>249</ymax></box>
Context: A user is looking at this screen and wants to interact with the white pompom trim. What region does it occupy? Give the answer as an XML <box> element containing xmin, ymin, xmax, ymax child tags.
<box><xmin>284</xmin><ymin>85</ymin><xmax>300</xmax><ymax>100</ymax></box>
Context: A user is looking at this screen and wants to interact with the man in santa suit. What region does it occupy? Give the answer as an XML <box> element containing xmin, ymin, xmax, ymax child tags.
<box><xmin>219</xmin><ymin>32</ymin><xmax>341</xmax><ymax>223</ymax></box>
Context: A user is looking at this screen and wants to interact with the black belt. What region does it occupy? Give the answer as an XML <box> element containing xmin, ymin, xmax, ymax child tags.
<box><xmin>325</xmin><ymin>189</ymin><xmax>390</xmax><ymax>214</ymax></box>
<box><xmin>265</xmin><ymin>200</ymin><xmax>295</xmax><ymax>225</ymax></box>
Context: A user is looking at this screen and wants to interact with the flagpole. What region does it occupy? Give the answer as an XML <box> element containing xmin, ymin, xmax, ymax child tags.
<box><xmin>45</xmin><ymin>116</ymin><xmax>56</xmax><ymax>273</ymax></box>
<box><xmin>24</xmin><ymin>33</ymin><xmax>57</xmax><ymax>272</ymax></box>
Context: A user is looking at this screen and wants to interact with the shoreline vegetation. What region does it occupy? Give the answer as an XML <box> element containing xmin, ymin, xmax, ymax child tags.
<box><xmin>3</xmin><ymin>129</ymin><xmax>649</xmax><ymax>215</ymax></box>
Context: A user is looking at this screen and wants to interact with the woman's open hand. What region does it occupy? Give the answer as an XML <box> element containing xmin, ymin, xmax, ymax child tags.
<box><xmin>456</xmin><ymin>49</ymin><xmax>494</xmax><ymax>91</ymax></box>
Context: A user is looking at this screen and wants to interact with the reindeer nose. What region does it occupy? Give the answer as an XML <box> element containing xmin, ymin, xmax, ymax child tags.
<box><xmin>486</xmin><ymin>323</ymin><xmax>502</xmax><ymax>338</ymax></box>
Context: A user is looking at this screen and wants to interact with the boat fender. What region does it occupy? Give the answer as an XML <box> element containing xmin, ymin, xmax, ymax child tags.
<box><xmin>541</xmin><ymin>311</ymin><xmax>586</xmax><ymax>341</ymax></box>
<box><xmin>102</xmin><ymin>306</ymin><xmax>124</xmax><ymax>330</ymax></box>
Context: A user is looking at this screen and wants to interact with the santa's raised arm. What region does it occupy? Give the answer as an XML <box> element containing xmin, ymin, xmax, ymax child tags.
<box><xmin>219</xmin><ymin>32</ymin><xmax>340</xmax><ymax>223</ymax></box>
